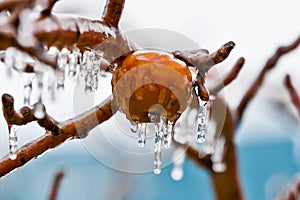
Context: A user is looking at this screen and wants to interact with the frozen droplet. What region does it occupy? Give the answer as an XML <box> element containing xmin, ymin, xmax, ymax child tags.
<box><xmin>171</xmin><ymin>147</ymin><xmax>185</xmax><ymax>181</ymax></box>
<box><xmin>8</xmin><ymin>125</ymin><xmax>19</xmax><ymax>160</ymax></box>
<box><xmin>211</xmin><ymin>137</ymin><xmax>227</xmax><ymax>173</ymax></box>
<box><xmin>137</xmin><ymin>123</ymin><xmax>147</xmax><ymax>148</ymax></box>
<box><xmin>212</xmin><ymin>162</ymin><xmax>227</xmax><ymax>173</ymax></box>
<box><xmin>171</xmin><ymin>166</ymin><xmax>184</xmax><ymax>181</ymax></box>
<box><xmin>153</xmin><ymin>134</ymin><xmax>163</xmax><ymax>174</ymax></box>
<box><xmin>47</xmin><ymin>46</ymin><xmax>59</xmax><ymax>58</ymax></box>
<box><xmin>33</xmin><ymin>101</ymin><xmax>46</xmax><ymax>119</ymax></box>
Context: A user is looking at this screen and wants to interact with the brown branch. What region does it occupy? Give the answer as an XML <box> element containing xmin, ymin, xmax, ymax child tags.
<box><xmin>173</xmin><ymin>141</ymin><xmax>212</xmax><ymax>170</ymax></box>
<box><xmin>0</xmin><ymin>2</ymin><xmax>130</xmax><ymax>69</ymax></box>
<box><xmin>0</xmin><ymin>95</ymin><xmax>115</xmax><ymax>178</ymax></box>
<box><xmin>236</xmin><ymin>35</ymin><xmax>300</xmax><ymax>123</ymax></box>
<box><xmin>102</xmin><ymin>0</ymin><xmax>126</xmax><ymax>27</ymax></box>
<box><xmin>284</xmin><ymin>75</ymin><xmax>300</xmax><ymax>117</ymax></box>
<box><xmin>41</xmin><ymin>0</ymin><xmax>60</xmax><ymax>16</ymax></box>
<box><xmin>182</xmin><ymin>96</ymin><xmax>243</xmax><ymax>200</ymax></box>
<box><xmin>173</xmin><ymin>41</ymin><xmax>235</xmax><ymax>74</ymax></box>
<box><xmin>2</xmin><ymin>94</ymin><xmax>61</xmax><ymax>134</ymax></box>
<box><xmin>185</xmin><ymin>146</ymin><xmax>213</xmax><ymax>170</ymax></box>
<box><xmin>210</xmin><ymin>57</ymin><xmax>245</xmax><ymax>95</ymax></box>
<box><xmin>48</xmin><ymin>170</ymin><xmax>65</xmax><ymax>200</ymax></box>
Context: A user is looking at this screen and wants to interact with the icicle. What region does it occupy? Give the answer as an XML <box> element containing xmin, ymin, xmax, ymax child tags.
<box><xmin>211</xmin><ymin>136</ymin><xmax>227</xmax><ymax>173</ymax></box>
<box><xmin>137</xmin><ymin>123</ymin><xmax>147</xmax><ymax>148</ymax></box>
<box><xmin>80</xmin><ymin>51</ymin><xmax>89</xmax><ymax>76</ymax></box>
<box><xmin>8</xmin><ymin>125</ymin><xmax>19</xmax><ymax>160</ymax></box>
<box><xmin>84</xmin><ymin>51</ymin><xmax>94</xmax><ymax>93</ymax></box>
<box><xmin>22</xmin><ymin>73</ymin><xmax>35</xmax><ymax>105</ymax></box>
<box><xmin>82</xmin><ymin>51</ymin><xmax>102</xmax><ymax>93</ymax></box>
<box><xmin>196</xmin><ymin>100</ymin><xmax>208</xmax><ymax>143</ymax></box>
<box><xmin>33</xmin><ymin>101</ymin><xmax>46</xmax><ymax>119</ymax></box>
<box><xmin>130</xmin><ymin>122</ymin><xmax>138</xmax><ymax>133</ymax></box>
<box><xmin>164</xmin><ymin>120</ymin><xmax>173</xmax><ymax>149</ymax></box>
<box><xmin>57</xmin><ymin>48</ymin><xmax>70</xmax><ymax>90</ymax></box>
<box><xmin>33</xmin><ymin>73</ymin><xmax>46</xmax><ymax>119</ymax></box>
<box><xmin>153</xmin><ymin>133</ymin><xmax>163</xmax><ymax>174</ymax></box>
<box><xmin>68</xmin><ymin>48</ymin><xmax>81</xmax><ymax>79</ymax></box>
<box><xmin>171</xmin><ymin>147</ymin><xmax>186</xmax><ymax>181</ymax></box>
<box><xmin>153</xmin><ymin>114</ymin><xmax>166</xmax><ymax>174</ymax></box>
<box><xmin>148</xmin><ymin>111</ymin><xmax>159</xmax><ymax>123</ymax></box>
<box><xmin>4</xmin><ymin>47</ymin><xmax>16</xmax><ymax>69</ymax></box>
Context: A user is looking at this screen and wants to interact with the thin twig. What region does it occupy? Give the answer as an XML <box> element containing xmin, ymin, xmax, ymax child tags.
<box><xmin>0</xmin><ymin>96</ymin><xmax>115</xmax><ymax>178</ymax></box>
<box><xmin>48</xmin><ymin>170</ymin><xmax>65</xmax><ymax>200</ymax></box>
<box><xmin>284</xmin><ymin>75</ymin><xmax>300</xmax><ymax>117</ymax></box>
<box><xmin>236</xmin><ymin>35</ymin><xmax>300</xmax><ymax>123</ymax></box>
<box><xmin>102</xmin><ymin>0</ymin><xmax>126</xmax><ymax>27</ymax></box>
<box><xmin>2</xmin><ymin>94</ymin><xmax>61</xmax><ymax>134</ymax></box>
<box><xmin>173</xmin><ymin>41</ymin><xmax>235</xmax><ymax>74</ymax></box>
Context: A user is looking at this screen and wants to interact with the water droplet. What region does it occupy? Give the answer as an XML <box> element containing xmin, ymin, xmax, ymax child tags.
<box><xmin>137</xmin><ymin>123</ymin><xmax>147</xmax><ymax>148</ymax></box>
<box><xmin>171</xmin><ymin>147</ymin><xmax>185</xmax><ymax>181</ymax></box>
<box><xmin>212</xmin><ymin>162</ymin><xmax>226</xmax><ymax>173</ymax></box>
<box><xmin>211</xmin><ymin>137</ymin><xmax>227</xmax><ymax>173</ymax></box>
<box><xmin>8</xmin><ymin>125</ymin><xmax>19</xmax><ymax>160</ymax></box>
<box><xmin>171</xmin><ymin>166</ymin><xmax>184</xmax><ymax>181</ymax></box>
<box><xmin>33</xmin><ymin>101</ymin><xmax>46</xmax><ymax>119</ymax></box>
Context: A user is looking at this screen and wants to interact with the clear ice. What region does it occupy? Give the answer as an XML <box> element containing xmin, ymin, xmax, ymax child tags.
<box><xmin>137</xmin><ymin>123</ymin><xmax>146</xmax><ymax>148</ymax></box>
<box><xmin>196</xmin><ymin>101</ymin><xmax>208</xmax><ymax>143</ymax></box>
<box><xmin>8</xmin><ymin>125</ymin><xmax>19</xmax><ymax>160</ymax></box>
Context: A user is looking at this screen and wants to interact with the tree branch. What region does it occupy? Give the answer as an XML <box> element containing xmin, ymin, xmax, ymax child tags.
<box><xmin>284</xmin><ymin>75</ymin><xmax>300</xmax><ymax>117</ymax></box>
<box><xmin>48</xmin><ymin>170</ymin><xmax>65</xmax><ymax>200</ymax></box>
<box><xmin>236</xmin><ymin>35</ymin><xmax>300</xmax><ymax>123</ymax></box>
<box><xmin>0</xmin><ymin>95</ymin><xmax>115</xmax><ymax>178</ymax></box>
<box><xmin>102</xmin><ymin>0</ymin><xmax>126</xmax><ymax>27</ymax></box>
<box><xmin>173</xmin><ymin>41</ymin><xmax>235</xmax><ymax>74</ymax></box>
<box><xmin>2</xmin><ymin>94</ymin><xmax>61</xmax><ymax>134</ymax></box>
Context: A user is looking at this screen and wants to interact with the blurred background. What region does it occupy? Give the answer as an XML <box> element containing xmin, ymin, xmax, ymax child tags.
<box><xmin>1</xmin><ymin>0</ymin><xmax>300</xmax><ymax>199</ymax></box>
